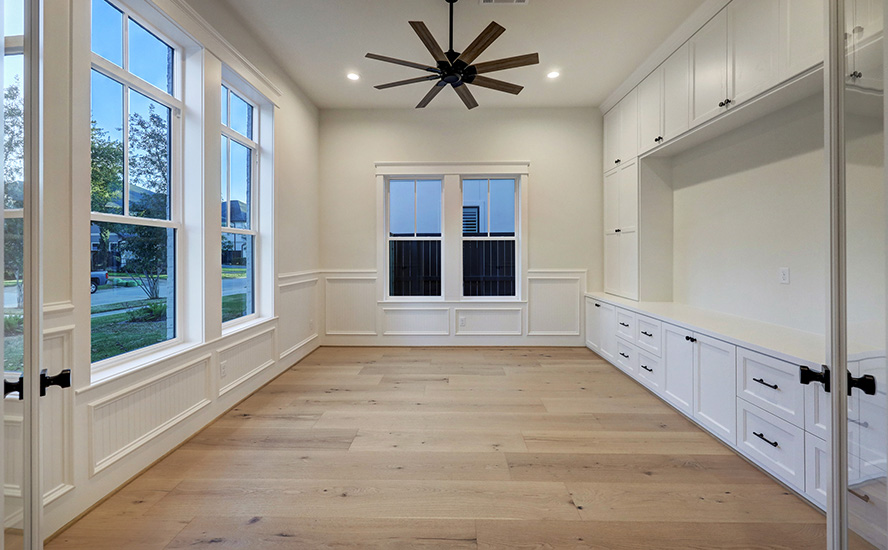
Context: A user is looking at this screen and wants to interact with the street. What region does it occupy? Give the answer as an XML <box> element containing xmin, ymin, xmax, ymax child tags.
<box><xmin>1</xmin><ymin>278</ymin><xmax>251</xmax><ymax>308</ymax></box>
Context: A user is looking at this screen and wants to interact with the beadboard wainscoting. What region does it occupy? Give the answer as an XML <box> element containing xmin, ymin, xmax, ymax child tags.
<box><xmin>320</xmin><ymin>270</ymin><xmax>587</xmax><ymax>346</ymax></box>
<box><xmin>87</xmin><ymin>355</ymin><xmax>213</xmax><ymax>476</ymax></box>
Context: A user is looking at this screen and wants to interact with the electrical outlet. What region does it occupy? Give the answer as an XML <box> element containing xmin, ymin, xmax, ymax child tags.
<box><xmin>779</xmin><ymin>267</ymin><xmax>790</xmax><ymax>285</ymax></box>
<box><xmin>220</xmin><ymin>360</ymin><xmax>227</xmax><ymax>378</ymax></box>
<box><xmin>459</xmin><ymin>317</ymin><xmax>466</xmax><ymax>328</ymax></box>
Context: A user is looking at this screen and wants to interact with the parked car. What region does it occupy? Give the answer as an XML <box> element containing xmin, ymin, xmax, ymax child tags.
<box><xmin>90</xmin><ymin>271</ymin><xmax>108</xmax><ymax>294</ymax></box>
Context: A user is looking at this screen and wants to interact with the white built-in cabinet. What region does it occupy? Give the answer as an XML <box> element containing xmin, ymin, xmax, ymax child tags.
<box><xmin>662</xmin><ymin>323</ymin><xmax>694</xmax><ymax>416</ymax></box>
<box><xmin>602</xmin><ymin>89</ymin><xmax>638</xmax><ymax>170</ymax></box>
<box><xmin>601</xmin><ymin>0</ymin><xmax>825</xmax><ymax>304</ymax></box>
<box><xmin>603</xmin><ymin>160</ymin><xmax>638</xmax><ymax>300</ymax></box>
<box><xmin>693</xmin><ymin>333</ymin><xmax>737</xmax><ymax>445</ymax></box>
<box><xmin>584</xmin><ymin>297</ymin><xmax>616</xmax><ymax>363</ymax></box>
<box><xmin>584</xmin><ymin>295</ymin><xmax>887</xmax><ymax>515</ymax></box>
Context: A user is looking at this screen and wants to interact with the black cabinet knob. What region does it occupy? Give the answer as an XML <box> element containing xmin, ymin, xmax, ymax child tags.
<box><xmin>615</xmin><ymin>159</ymin><xmax>621</xmax><ymax>164</ymax></box>
<box><xmin>724</xmin><ymin>98</ymin><xmax>732</xmax><ymax>105</ymax></box>
<box><xmin>684</xmin><ymin>335</ymin><xmax>697</xmax><ymax>343</ymax></box>
<box><xmin>615</xmin><ymin>229</ymin><xmax>621</xmax><ymax>233</ymax></box>
<box><xmin>594</xmin><ymin>303</ymin><xmax>601</xmax><ymax>308</ymax></box>
<box><xmin>718</xmin><ymin>101</ymin><xmax>726</xmax><ymax>107</ymax></box>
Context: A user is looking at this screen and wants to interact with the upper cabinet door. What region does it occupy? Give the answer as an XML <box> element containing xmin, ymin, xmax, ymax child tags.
<box><xmin>663</xmin><ymin>42</ymin><xmax>691</xmax><ymax>141</ymax></box>
<box><xmin>620</xmin><ymin>88</ymin><xmax>639</xmax><ymax>162</ymax></box>
<box><xmin>779</xmin><ymin>0</ymin><xmax>824</xmax><ymax>79</ymax></box>
<box><xmin>603</xmin><ymin>106</ymin><xmax>621</xmax><ymax>171</ymax></box>
<box><xmin>690</xmin><ymin>9</ymin><xmax>728</xmax><ymax>126</ymax></box>
<box><xmin>603</xmin><ymin>168</ymin><xmax>620</xmax><ymax>234</ymax></box>
<box><xmin>848</xmin><ymin>0</ymin><xmax>883</xmax><ymax>44</ymax></box>
<box><xmin>637</xmin><ymin>67</ymin><xmax>663</xmax><ymax>155</ymax></box>
<box><xmin>728</xmin><ymin>0</ymin><xmax>780</xmax><ymax>106</ymax></box>
<box><xmin>618</xmin><ymin>161</ymin><xmax>638</xmax><ymax>232</ymax></box>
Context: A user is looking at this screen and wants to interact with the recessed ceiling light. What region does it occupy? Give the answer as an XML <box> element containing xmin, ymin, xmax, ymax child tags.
<box><xmin>347</xmin><ymin>73</ymin><xmax>360</xmax><ymax>81</ymax></box>
<box><xmin>547</xmin><ymin>71</ymin><xmax>560</xmax><ymax>79</ymax></box>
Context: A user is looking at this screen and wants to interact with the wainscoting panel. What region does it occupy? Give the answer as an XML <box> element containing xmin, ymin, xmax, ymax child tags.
<box><xmin>88</xmin><ymin>356</ymin><xmax>211</xmax><ymax>475</ymax></box>
<box><xmin>454</xmin><ymin>308</ymin><xmax>523</xmax><ymax>336</ymax></box>
<box><xmin>218</xmin><ymin>328</ymin><xmax>277</xmax><ymax>396</ymax></box>
<box><xmin>42</xmin><ymin>326</ymin><xmax>75</xmax><ymax>501</ymax></box>
<box><xmin>278</xmin><ymin>275</ymin><xmax>318</xmax><ymax>360</ymax></box>
<box><xmin>527</xmin><ymin>276</ymin><xmax>582</xmax><ymax>336</ymax></box>
<box><xmin>325</xmin><ymin>276</ymin><xmax>378</xmax><ymax>335</ymax></box>
<box><xmin>383</xmin><ymin>308</ymin><xmax>450</xmax><ymax>336</ymax></box>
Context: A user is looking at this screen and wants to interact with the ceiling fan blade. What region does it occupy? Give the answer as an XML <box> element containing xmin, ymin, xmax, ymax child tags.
<box><xmin>409</xmin><ymin>21</ymin><xmax>448</xmax><ymax>64</ymax></box>
<box><xmin>366</xmin><ymin>53</ymin><xmax>441</xmax><ymax>73</ymax></box>
<box><xmin>455</xmin><ymin>21</ymin><xmax>506</xmax><ymax>66</ymax></box>
<box><xmin>453</xmin><ymin>83</ymin><xmax>479</xmax><ymax>110</ymax></box>
<box><xmin>472</xmin><ymin>53</ymin><xmax>540</xmax><ymax>74</ymax></box>
<box><xmin>416</xmin><ymin>83</ymin><xmax>446</xmax><ymax>108</ymax></box>
<box><xmin>468</xmin><ymin>75</ymin><xmax>523</xmax><ymax>95</ymax></box>
<box><xmin>376</xmin><ymin>75</ymin><xmax>440</xmax><ymax>90</ymax></box>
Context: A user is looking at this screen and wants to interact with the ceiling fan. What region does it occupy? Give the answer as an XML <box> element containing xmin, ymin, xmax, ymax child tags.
<box><xmin>365</xmin><ymin>0</ymin><xmax>540</xmax><ymax>110</ymax></box>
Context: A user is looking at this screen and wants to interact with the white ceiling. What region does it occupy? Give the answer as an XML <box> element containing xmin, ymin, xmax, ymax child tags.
<box><xmin>219</xmin><ymin>0</ymin><xmax>706</xmax><ymax>110</ymax></box>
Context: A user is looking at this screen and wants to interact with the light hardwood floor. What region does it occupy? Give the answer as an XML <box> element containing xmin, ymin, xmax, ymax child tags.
<box><xmin>44</xmin><ymin>347</ymin><xmax>863</xmax><ymax>549</ymax></box>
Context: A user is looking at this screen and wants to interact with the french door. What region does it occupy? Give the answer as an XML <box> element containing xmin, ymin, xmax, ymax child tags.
<box><xmin>826</xmin><ymin>0</ymin><xmax>888</xmax><ymax>548</ymax></box>
<box><xmin>1</xmin><ymin>0</ymin><xmax>45</xmax><ymax>548</ymax></box>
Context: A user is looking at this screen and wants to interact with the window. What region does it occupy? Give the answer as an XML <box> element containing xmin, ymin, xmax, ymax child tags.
<box><xmin>3</xmin><ymin>0</ymin><xmax>24</xmax><ymax>372</ymax></box>
<box><xmin>462</xmin><ymin>178</ymin><xmax>517</xmax><ymax>297</ymax></box>
<box><xmin>387</xmin><ymin>179</ymin><xmax>442</xmax><ymax>297</ymax></box>
<box><xmin>89</xmin><ymin>0</ymin><xmax>181</xmax><ymax>363</ymax></box>
<box><xmin>221</xmin><ymin>84</ymin><xmax>257</xmax><ymax>323</ymax></box>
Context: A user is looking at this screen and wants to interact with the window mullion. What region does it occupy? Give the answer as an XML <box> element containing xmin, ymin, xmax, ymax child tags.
<box><xmin>226</xmin><ymin>136</ymin><xmax>232</xmax><ymax>228</ymax></box>
<box><xmin>123</xmin><ymin>84</ymin><xmax>130</xmax><ymax>217</ymax></box>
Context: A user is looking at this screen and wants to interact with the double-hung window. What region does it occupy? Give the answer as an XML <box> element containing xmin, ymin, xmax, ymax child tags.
<box><xmin>89</xmin><ymin>0</ymin><xmax>181</xmax><ymax>363</ymax></box>
<box><xmin>387</xmin><ymin>179</ymin><xmax>442</xmax><ymax>297</ymax></box>
<box><xmin>462</xmin><ymin>178</ymin><xmax>517</xmax><ymax>297</ymax></box>
<box><xmin>220</xmin><ymin>84</ymin><xmax>258</xmax><ymax>323</ymax></box>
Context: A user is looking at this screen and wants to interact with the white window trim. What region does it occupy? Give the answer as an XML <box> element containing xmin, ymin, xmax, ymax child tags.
<box><xmin>375</xmin><ymin>162</ymin><xmax>529</xmax><ymax>304</ymax></box>
<box><xmin>88</xmin><ymin>0</ymin><xmax>188</xmax><ymax>370</ymax></box>
<box><xmin>220</xmin><ymin>81</ymin><xmax>260</xmax><ymax>328</ymax></box>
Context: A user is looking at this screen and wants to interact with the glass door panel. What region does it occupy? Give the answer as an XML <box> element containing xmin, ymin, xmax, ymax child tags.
<box><xmin>843</xmin><ymin>0</ymin><xmax>886</xmax><ymax>547</ymax></box>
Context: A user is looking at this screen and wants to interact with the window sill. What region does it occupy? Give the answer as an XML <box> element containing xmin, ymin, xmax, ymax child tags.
<box><xmin>87</xmin><ymin>339</ymin><xmax>204</xmax><ymax>389</ymax></box>
<box><xmin>380</xmin><ymin>298</ymin><xmax>527</xmax><ymax>305</ymax></box>
<box><xmin>221</xmin><ymin>314</ymin><xmax>271</xmax><ymax>337</ymax></box>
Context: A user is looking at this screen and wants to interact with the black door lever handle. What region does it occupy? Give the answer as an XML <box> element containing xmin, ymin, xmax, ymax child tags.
<box><xmin>40</xmin><ymin>369</ymin><xmax>72</xmax><ymax>397</ymax></box>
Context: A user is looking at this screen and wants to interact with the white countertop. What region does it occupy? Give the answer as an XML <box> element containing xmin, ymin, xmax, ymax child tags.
<box><xmin>586</xmin><ymin>292</ymin><xmax>828</xmax><ymax>366</ymax></box>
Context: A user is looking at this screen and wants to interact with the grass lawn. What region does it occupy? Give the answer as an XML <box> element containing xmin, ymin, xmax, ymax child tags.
<box><xmin>91</xmin><ymin>298</ymin><xmax>164</xmax><ymax>315</ymax></box>
<box><xmin>91</xmin><ymin>311</ymin><xmax>169</xmax><ymax>363</ymax></box>
<box><xmin>4</xmin><ymin>334</ymin><xmax>22</xmax><ymax>372</ymax></box>
<box><xmin>222</xmin><ymin>293</ymin><xmax>249</xmax><ymax>323</ymax></box>
<box><xmin>222</xmin><ymin>267</ymin><xmax>247</xmax><ymax>280</ymax></box>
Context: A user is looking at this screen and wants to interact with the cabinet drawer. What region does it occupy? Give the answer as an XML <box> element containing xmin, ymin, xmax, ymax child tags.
<box><xmin>736</xmin><ymin>348</ymin><xmax>805</xmax><ymax>428</ymax></box>
<box><xmin>615</xmin><ymin>308</ymin><xmax>636</xmax><ymax>342</ymax></box>
<box><xmin>636</xmin><ymin>349</ymin><xmax>664</xmax><ymax>393</ymax></box>
<box><xmin>615</xmin><ymin>339</ymin><xmax>638</xmax><ymax>376</ymax></box>
<box><xmin>737</xmin><ymin>399</ymin><xmax>805</xmax><ymax>490</ymax></box>
<box><xmin>635</xmin><ymin>315</ymin><xmax>662</xmax><ymax>356</ymax></box>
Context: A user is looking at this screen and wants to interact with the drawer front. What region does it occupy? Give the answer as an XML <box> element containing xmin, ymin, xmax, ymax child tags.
<box><xmin>615</xmin><ymin>339</ymin><xmax>638</xmax><ymax>376</ymax></box>
<box><xmin>615</xmin><ymin>308</ymin><xmax>636</xmax><ymax>343</ymax></box>
<box><xmin>736</xmin><ymin>348</ymin><xmax>805</xmax><ymax>428</ymax></box>
<box><xmin>737</xmin><ymin>399</ymin><xmax>805</xmax><ymax>490</ymax></box>
<box><xmin>635</xmin><ymin>315</ymin><xmax>662</xmax><ymax>356</ymax></box>
<box><xmin>636</xmin><ymin>349</ymin><xmax>664</xmax><ymax>393</ymax></box>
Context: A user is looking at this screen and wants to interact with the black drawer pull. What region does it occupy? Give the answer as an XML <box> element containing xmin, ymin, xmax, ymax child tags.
<box><xmin>619</xmin><ymin>322</ymin><xmax>630</xmax><ymax>328</ymax></box>
<box><xmin>640</xmin><ymin>365</ymin><xmax>653</xmax><ymax>373</ymax></box>
<box><xmin>850</xmin><ymin>418</ymin><xmax>870</xmax><ymax>429</ymax></box>
<box><xmin>641</xmin><ymin>331</ymin><xmax>653</xmax><ymax>337</ymax></box>
<box><xmin>752</xmin><ymin>377</ymin><xmax>779</xmax><ymax>390</ymax></box>
<box><xmin>619</xmin><ymin>352</ymin><xmax>630</xmax><ymax>359</ymax></box>
<box><xmin>753</xmin><ymin>432</ymin><xmax>778</xmax><ymax>448</ymax></box>
<box><xmin>850</xmin><ymin>489</ymin><xmax>870</xmax><ymax>503</ymax></box>
<box><xmin>615</xmin><ymin>228</ymin><xmax>622</xmax><ymax>233</ymax></box>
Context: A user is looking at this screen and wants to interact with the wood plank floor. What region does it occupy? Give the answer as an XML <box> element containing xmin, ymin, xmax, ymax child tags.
<box><xmin>45</xmin><ymin>347</ymin><xmax>859</xmax><ymax>549</ymax></box>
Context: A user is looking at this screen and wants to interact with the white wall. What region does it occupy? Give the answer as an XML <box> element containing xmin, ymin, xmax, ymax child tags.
<box><xmin>671</xmin><ymin>95</ymin><xmax>829</xmax><ymax>335</ymax></box>
<box><xmin>317</xmin><ymin>107</ymin><xmax>602</xmax><ymax>345</ymax></box>
<box><xmin>319</xmin><ymin>107</ymin><xmax>602</xmax><ymax>282</ymax></box>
